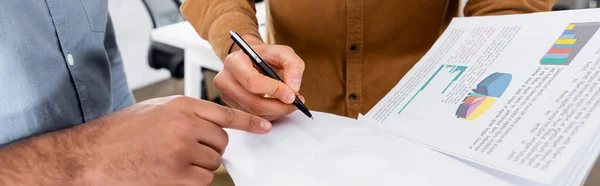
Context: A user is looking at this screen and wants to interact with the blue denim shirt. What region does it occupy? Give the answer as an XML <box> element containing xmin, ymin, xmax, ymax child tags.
<box><xmin>0</xmin><ymin>1</ymin><xmax>135</xmax><ymax>145</ymax></box>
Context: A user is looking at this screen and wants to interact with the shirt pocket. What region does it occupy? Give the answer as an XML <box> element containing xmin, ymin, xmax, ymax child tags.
<box><xmin>80</xmin><ymin>0</ymin><xmax>108</xmax><ymax>32</ymax></box>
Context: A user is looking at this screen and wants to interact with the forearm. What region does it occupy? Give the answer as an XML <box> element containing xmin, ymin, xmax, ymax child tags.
<box><xmin>0</xmin><ymin>121</ymin><xmax>101</xmax><ymax>185</ymax></box>
<box><xmin>181</xmin><ymin>0</ymin><xmax>262</xmax><ymax>60</ymax></box>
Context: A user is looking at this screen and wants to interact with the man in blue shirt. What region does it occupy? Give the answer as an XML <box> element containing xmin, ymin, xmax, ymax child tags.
<box><xmin>0</xmin><ymin>1</ymin><xmax>276</xmax><ymax>185</ymax></box>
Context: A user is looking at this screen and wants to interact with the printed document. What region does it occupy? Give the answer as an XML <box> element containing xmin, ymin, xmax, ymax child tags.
<box><xmin>366</xmin><ymin>9</ymin><xmax>600</xmax><ymax>184</ymax></box>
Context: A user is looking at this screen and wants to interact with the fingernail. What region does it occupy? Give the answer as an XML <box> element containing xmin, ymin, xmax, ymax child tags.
<box><xmin>260</xmin><ymin>120</ymin><xmax>271</xmax><ymax>130</ymax></box>
<box><xmin>290</xmin><ymin>78</ymin><xmax>301</xmax><ymax>92</ymax></box>
<box><xmin>284</xmin><ymin>93</ymin><xmax>295</xmax><ymax>104</ymax></box>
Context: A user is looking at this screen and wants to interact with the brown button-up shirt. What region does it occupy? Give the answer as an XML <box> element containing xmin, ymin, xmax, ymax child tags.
<box><xmin>181</xmin><ymin>0</ymin><xmax>555</xmax><ymax>118</ymax></box>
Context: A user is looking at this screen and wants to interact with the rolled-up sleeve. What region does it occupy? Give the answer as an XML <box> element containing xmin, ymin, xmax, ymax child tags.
<box><xmin>464</xmin><ymin>0</ymin><xmax>557</xmax><ymax>16</ymax></box>
<box><xmin>181</xmin><ymin>0</ymin><xmax>262</xmax><ymax>61</ymax></box>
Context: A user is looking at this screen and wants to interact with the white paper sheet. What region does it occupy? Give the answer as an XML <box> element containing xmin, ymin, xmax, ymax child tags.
<box><xmin>223</xmin><ymin>111</ymin><xmax>551</xmax><ymax>186</ymax></box>
<box><xmin>223</xmin><ymin>110</ymin><xmax>600</xmax><ymax>186</ymax></box>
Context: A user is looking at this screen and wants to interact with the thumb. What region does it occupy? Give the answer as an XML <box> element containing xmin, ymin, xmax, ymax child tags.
<box><xmin>259</xmin><ymin>45</ymin><xmax>305</xmax><ymax>92</ymax></box>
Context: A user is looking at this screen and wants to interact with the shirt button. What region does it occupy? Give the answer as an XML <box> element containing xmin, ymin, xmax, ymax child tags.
<box><xmin>348</xmin><ymin>93</ymin><xmax>358</xmax><ymax>101</ymax></box>
<box><xmin>350</xmin><ymin>44</ymin><xmax>358</xmax><ymax>52</ymax></box>
<box><xmin>67</xmin><ymin>53</ymin><xmax>74</xmax><ymax>66</ymax></box>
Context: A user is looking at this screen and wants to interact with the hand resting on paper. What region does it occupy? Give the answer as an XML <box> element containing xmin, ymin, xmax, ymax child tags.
<box><xmin>0</xmin><ymin>96</ymin><xmax>271</xmax><ymax>186</ymax></box>
<box><xmin>215</xmin><ymin>34</ymin><xmax>306</xmax><ymax>121</ymax></box>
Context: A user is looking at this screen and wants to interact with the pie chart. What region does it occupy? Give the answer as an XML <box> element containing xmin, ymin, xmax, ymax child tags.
<box><xmin>456</xmin><ymin>72</ymin><xmax>512</xmax><ymax>120</ymax></box>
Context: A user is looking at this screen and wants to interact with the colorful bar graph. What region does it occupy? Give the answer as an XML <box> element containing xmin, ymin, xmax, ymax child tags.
<box><xmin>540</xmin><ymin>22</ymin><xmax>600</xmax><ymax>66</ymax></box>
<box><xmin>543</xmin><ymin>53</ymin><xmax>570</xmax><ymax>59</ymax></box>
<box><xmin>456</xmin><ymin>73</ymin><xmax>512</xmax><ymax>121</ymax></box>
<box><xmin>563</xmin><ymin>30</ymin><xmax>575</xmax><ymax>34</ymax></box>
<box><xmin>468</xmin><ymin>92</ymin><xmax>486</xmax><ymax>97</ymax></box>
<box><xmin>540</xmin><ymin>58</ymin><xmax>568</xmax><ymax>64</ymax></box>
<box><xmin>552</xmin><ymin>44</ymin><xmax>575</xmax><ymax>49</ymax></box>
<box><xmin>555</xmin><ymin>39</ymin><xmax>577</xmax><ymax>44</ymax></box>
<box><xmin>548</xmin><ymin>48</ymin><xmax>572</xmax><ymax>54</ymax></box>
<box><xmin>559</xmin><ymin>34</ymin><xmax>576</xmax><ymax>39</ymax></box>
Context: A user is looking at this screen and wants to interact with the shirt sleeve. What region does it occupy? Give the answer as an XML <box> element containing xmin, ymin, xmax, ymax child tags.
<box><xmin>181</xmin><ymin>0</ymin><xmax>262</xmax><ymax>61</ymax></box>
<box><xmin>104</xmin><ymin>14</ymin><xmax>136</xmax><ymax>111</ymax></box>
<box><xmin>464</xmin><ymin>0</ymin><xmax>558</xmax><ymax>16</ymax></box>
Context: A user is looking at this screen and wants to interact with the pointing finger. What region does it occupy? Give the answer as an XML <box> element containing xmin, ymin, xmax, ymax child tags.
<box><xmin>186</xmin><ymin>97</ymin><xmax>272</xmax><ymax>134</ymax></box>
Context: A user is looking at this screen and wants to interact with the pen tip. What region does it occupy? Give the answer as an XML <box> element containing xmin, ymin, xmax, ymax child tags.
<box><xmin>310</xmin><ymin>117</ymin><xmax>314</xmax><ymax>120</ymax></box>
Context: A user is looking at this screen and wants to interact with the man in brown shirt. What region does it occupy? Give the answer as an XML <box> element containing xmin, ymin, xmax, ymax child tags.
<box><xmin>181</xmin><ymin>0</ymin><xmax>556</xmax><ymax>119</ymax></box>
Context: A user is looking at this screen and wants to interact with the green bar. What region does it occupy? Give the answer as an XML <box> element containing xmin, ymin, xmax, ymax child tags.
<box><xmin>540</xmin><ymin>58</ymin><xmax>568</xmax><ymax>64</ymax></box>
<box><xmin>468</xmin><ymin>92</ymin><xmax>486</xmax><ymax>97</ymax></box>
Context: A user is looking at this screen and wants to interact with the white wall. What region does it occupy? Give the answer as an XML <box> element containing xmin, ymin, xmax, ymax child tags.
<box><xmin>460</xmin><ymin>0</ymin><xmax>467</xmax><ymax>17</ymax></box>
<box><xmin>108</xmin><ymin>0</ymin><xmax>171</xmax><ymax>90</ymax></box>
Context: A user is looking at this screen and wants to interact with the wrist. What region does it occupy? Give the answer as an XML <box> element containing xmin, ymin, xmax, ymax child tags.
<box><xmin>54</xmin><ymin>120</ymin><xmax>106</xmax><ymax>185</ymax></box>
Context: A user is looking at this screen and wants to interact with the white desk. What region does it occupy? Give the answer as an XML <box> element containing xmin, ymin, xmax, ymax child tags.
<box><xmin>151</xmin><ymin>2</ymin><xmax>267</xmax><ymax>99</ymax></box>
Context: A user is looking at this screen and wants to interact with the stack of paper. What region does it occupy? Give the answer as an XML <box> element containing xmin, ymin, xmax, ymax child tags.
<box><xmin>222</xmin><ymin>8</ymin><xmax>600</xmax><ymax>186</ymax></box>
<box><xmin>365</xmin><ymin>8</ymin><xmax>600</xmax><ymax>185</ymax></box>
<box><xmin>223</xmin><ymin>112</ymin><xmax>526</xmax><ymax>186</ymax></box>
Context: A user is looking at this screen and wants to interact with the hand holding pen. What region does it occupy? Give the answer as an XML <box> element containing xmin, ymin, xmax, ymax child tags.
<box><xmin>212</xmin><ymin>32</ymin><xmax>312</xmax><ymax>121</ymax></box>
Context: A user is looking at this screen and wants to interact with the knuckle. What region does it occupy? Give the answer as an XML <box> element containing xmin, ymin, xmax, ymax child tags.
<box><xmin>203</xmin><ymin>173</ymin><xmax>215</xmax><ymax>186</ymax></box>
<box><xmin>245</xmin><ymin>103</ymin><xmax>265</xmax><ymax>115</ymax></box>
<box><xmin>217</xmin><ymin>129</ymin><xmax>230</xmax><ymax>152</ymax></box>
<box><xmin>282</xmin><ymin>45</ymin><xmax>294</xmax><ymax>52</ymax></box>
<box><xmin>170</xmin><ymin>139</ymin><xmax>188</xmax><ymax>156</ymax></box>
<box><xmin>222</xmin><ymin>129</ymin><xmax>230</xmax><ymax>144</ymax></box>
<box><xmin>249</xmin><ymin>116</ymin><xmax>262</xmax><ymax>130</ymax></box>
<box><xmin>298</xmin><ymin>60</ymin><xmax>306</xmax><ymax>69</ymax></box>
<box><xmin>179</xmin><ymin>122</ymin><xmax>194</xmax><ymax>135</ymax></box>
<box><xmin>174</xmin><ymin>95</ymin><xmax>189</xmax><ymax>102</ymax></box>
<box><xmin>152</xmin><ymin>103</ymin><xmax>166</xmax><ymax>111</ymax></box>
<box><xmin>271</xmin><ymin>84</ymin><xmax>282</xmax><ymax>97</ymax></box>
<box><xmin>167</xmin><ymin>95</ymin><xmax>188</xmax><ymax>105</ymax></box>
<box><xmin>151</xmin><ymin>105</ymin><xmax>177</xmax><ymax>119</ymax></box>
<box><xmin>224</xmin><ymin>53</ymin><xmax>237</xmax><ymax>66</ymax></box>
<box><xmin>273</xmin><ymin>84</ymin><xmax>289</xmax><ymax>100</ymax></box>
<box><xmin>287</xmin><ymin>105</ymin><xmax>298</xmax><ymax>114</ymax></box>
<box><xmin>213</xmin><ymin>73</ymin><xmax>225</xmax><ymax>88</ymax></box>
<box><xmin>244</xmin><ymin>77</ymin><xmax>262</xmax><ymax>93</ymax></box>
<box><xmin>173</xmin><ymin>116</ymin><xmax>193</xmax><ymax>130</ymax></box>
<box><xmin>168</xmin><ymin>117</ymin><xmax>194</xmax><ymax>138</ymax></box>
<box><xmin>221</xmin><ymin>95</ymin><xmax>236</xmax><ymax>108</ymax></box>
<box><xmin>209</xmin><ymin>153</ymin><xmax>222</xmax><ymax>170</ymax></box>
<box><xmin>219</xmin><ymin>106</ymin><xmax>235</xmax><ymax>126</ymax></box>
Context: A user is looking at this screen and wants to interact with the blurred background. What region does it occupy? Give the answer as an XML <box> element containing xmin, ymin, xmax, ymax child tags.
<box><xmin>112</xmin><ymin>0</ymin><xmax>598</xmax><ymax>101</ymax></box>
<box><xmin>108</xmin><ymin>0</ymin><xmax>598</xmax><ymax>185</ymax></box>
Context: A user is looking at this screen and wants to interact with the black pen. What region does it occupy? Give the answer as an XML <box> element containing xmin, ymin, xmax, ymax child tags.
<box><xmin>229</xmin><ymin>31</ymin><xmax>313</xmax><ymax>119</ymax></box>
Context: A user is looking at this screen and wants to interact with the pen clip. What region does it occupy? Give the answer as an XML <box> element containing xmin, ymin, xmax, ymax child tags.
<box><xmin>230</xmin><ymin>31</ymin><xmax>262</xmax><ymax>63</ymax></box>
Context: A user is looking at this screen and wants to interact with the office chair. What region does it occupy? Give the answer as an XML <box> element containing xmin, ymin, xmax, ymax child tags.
<box><xmin>552</xmin><ymin>3</ymin><xmax>570</xmax><ymax>11</ymax></box>
<box><xmin>142</xmin><ymin>0</ymin><xmax>186</xmax><ymax>79</ymax></box>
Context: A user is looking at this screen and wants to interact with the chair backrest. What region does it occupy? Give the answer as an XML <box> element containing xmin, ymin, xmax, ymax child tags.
<box><xmin>552</xmin><ymin>2</ymin><xmax>570</xmax><ymax>11</ymax></box>
<box><xmin>141</xmin><ymin>0</ymin><xmax>186</xmax><ymax>28</ymax></box>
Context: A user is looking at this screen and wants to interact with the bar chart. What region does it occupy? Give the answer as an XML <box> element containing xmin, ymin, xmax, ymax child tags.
<box><xmin>397</xmin><ymin>65</ymin><xmax>467</xmax><ymax>115</ymax></box>
<box><xmin>540</xmin><ymin>22</ymin><xmax>600</xmax><ymax>65</ymax></box>
<box><xmin>455</xmin><ymin>72</ymin><xmax>512</xmax><ymax>121</ymax></box>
